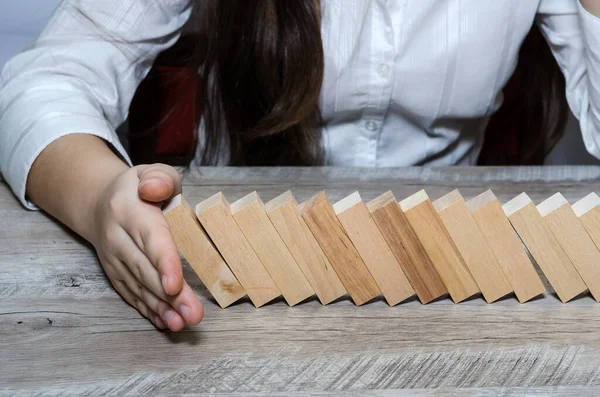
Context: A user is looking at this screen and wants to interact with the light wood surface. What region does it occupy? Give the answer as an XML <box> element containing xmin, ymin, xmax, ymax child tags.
<box><xmin>4</xmin><ymin>166</ymin><xmax>600</xmax><ymax>396</ymax></box>
<box><xmin>195</xmin><ymin>193</ymin><xmax>280</xmax><ymax>307</ymax></box>
<box><xmin>265</xmin><ymin>191</ymin><xmax>346</xmax><ymax>305</ymax></box>
<box><xmin>504</xmin><ymin>193</ymin><xmax>587</xmax><ymax>303</ymax></box>
<box><xmin>163</xmin><ymin>194</ymin><xmax>245</xmax><ymax>308</ymax></box>
<box><xmin>400</xmin><ymin>190</ymin><xmax>479</xmax><ymax>303</ymax></box>
<box><xmin>300</xmin><ymin>192</ymin><xmax>381</xmax><ymax>305</ymax></box>
<box><xmin>231</xmin><ymin>192</ymin><xmax>314</xmax><ymax>306</ymax></box>
<box><xmin>540</xmin><ymin>193</ymin><xmax>600</xmax><ymax>302</ymax></box>
<box><xmin>334</xmin><ymin>192</ymin><xmax>414</xmax><ymax>306</ymax></box>
<box><xmin>367</xmin><ymin>191</ymin><xmax>447</xmax><ymax>303</ymax></box>
<box><xmin>434</xmin><ymin>190</ymin><xmax>512</xmax><ymax>303</ymax></box>
<box><xmin>467</xmin><ymin>190</ymin><xmax>545</xmax><ymax>303</ymax></box>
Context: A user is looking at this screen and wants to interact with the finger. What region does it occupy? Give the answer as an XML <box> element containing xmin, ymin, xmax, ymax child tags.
<box><xmin>112</xmin><ymin>237</ymin><xmax>204</xmax><ymax>325</ymax></box>
<box><xmin>125</xmin><ymin>209</ymin><xmax>184</xmax><ymax>296</ymax></box>
<box><xmin>112</xmin><ymin>227</ymin><xmax>170</xmax><ymax>299</ymax></box>
<box><xmin>176</xmin><ymin>282</ymin><xmax>204</xmax><ymax>325</ymax></box>
<box><xmin>136</xmin><ymin>164</ymin><xmax>182</xmax><ymax>203</ymax></box>
<box><xmin>113</xmin><ymin>258</ymin><xmax>187</xmax><ymax>331</ymax></box>
<box><xmin>110</xmin><ymin>275</ymin><xmax>167</xmax><ymax>330</ymax></box>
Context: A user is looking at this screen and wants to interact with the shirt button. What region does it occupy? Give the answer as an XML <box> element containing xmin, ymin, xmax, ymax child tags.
<box><xmin>365</xmin><ymin>121</ymin><xmax>378</xmax><ymax>131</ymax></box>
<box><xmin>377</xmin><ymin>63</ymin><xmax>390</xmax><ymax>77</ymax></box>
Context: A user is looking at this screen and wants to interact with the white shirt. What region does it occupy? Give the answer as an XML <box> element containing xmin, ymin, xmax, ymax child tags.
<box><xmin>1</xmin><ymin>0</ymin><xmax>600</xmax><ymax>209</ymax></box>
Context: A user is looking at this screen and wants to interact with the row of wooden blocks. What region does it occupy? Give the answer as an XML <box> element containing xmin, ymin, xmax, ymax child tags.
<box><xmin>163</xmin><ymin>189</ymin><xmax>600</xmax><ymax>308</ymax></box>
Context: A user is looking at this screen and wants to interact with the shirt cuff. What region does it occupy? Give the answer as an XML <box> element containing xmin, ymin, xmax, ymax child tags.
<box><xmin>3</xmin><ymin>113</ymin><xmax>131</xmax><ymax>210</ymax></box>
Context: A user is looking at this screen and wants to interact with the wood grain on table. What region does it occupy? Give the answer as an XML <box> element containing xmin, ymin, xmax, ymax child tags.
<box><xmin>3</xmin><ymin>166</ymin><xmax>600</xmax><ymax>396</ymax></box>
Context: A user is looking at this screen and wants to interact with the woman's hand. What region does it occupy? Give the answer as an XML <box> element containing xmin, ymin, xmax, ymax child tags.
<box><xmin>90</xmin><ymin>163</ymin><xmax>204</xmax><ymax>331</ymax></box>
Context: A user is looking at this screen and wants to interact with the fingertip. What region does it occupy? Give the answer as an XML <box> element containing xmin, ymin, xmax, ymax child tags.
<box><xmin>138</xmin><ymin>178</ymin><xmax>174</xmax><ymax>203</ymax></box>
<box><xmin>180</xmin><ymin>302</ymin><xmax>204</xmax><ymax>326</ymax></box>
<box><xmin>194</xmin><ymin>303</ymin><xmax>205</xmax><ymax>325</ymax></box>
<box><xmin>153</xmin><ymin>315</ymin><xmax>167</xmax><ymax>330</ymax></box>
<box><xmin>163</xmin><ymin>308</ymin><xmax>186</xmax><ymax>331</ymax></box>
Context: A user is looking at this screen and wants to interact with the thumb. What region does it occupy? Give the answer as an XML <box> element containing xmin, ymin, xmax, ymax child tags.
<box><xmin>136</xmin><ymin>164</ymin><xmax>182</xmax><ymax>203</ymax></box>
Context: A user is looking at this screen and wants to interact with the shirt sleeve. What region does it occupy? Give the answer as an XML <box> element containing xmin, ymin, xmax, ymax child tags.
<box><xmin>0</xmin><ymin>0</ymin><xmax>193</xmax><ymax>209</ymax></box>
<box><xmin>537</xmin><ymin>0</ymin><xmax>600</xmax><ymax>159</ymax></box>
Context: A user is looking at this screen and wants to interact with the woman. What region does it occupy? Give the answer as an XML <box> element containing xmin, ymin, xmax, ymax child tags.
<box><xmin>1</xmin><ymin>0</ymin><xmax>599</xmax><ymax>331</ymax></box>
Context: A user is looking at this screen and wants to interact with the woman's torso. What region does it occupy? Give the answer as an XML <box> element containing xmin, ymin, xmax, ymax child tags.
<box><xmin>316</xmin><ymin>0</ymin><xmax>543</xmax><ymax>167</ymax></box>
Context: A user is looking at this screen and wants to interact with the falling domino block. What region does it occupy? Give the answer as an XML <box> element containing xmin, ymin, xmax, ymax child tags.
<box><xmin>367</xmin><ymin>192</ymin><xmax>447</xmax><ymax>304</ymax></box>
<box><xmin>163</xmin><ymin>194</ymin><xmax>245</xmax><ymax>308</ymax></box>
<box><xmin>399</xmin><ymin>190</ymin><xmax>479</xmax><ymax>303</ymax></box>
<box><xmin>540</xmin><ymin>193</ymin><xmax>600</xmax><ymax>302</ymax></box>
<box><xmin>433</xmin><ymin>190</ymin><xmax>512</xmax><ymax>303</ymax></box>
<box><xmin>573</xmin><ymin>193</ymin><xmax>600</xmax><ymax>253</ymax></box>
<box><xmin>467</xmin><ymin>190</ymin><xmax>545</xmax><ymax>303</ymax></box>
<box><xmin>334</xmin><ymin>192</ymin><xmax>415</xmax><ymax>306</ymax></box>
<box><xmin>231</xmin><ymin>192</ymin><xmax>314</xmax><ymax>306</ymax></box>
<box><xmin>265</xmin><ymin>191</ymin><xmax>346</xmax><ymax>305</ymax></box>
<box><xmin>503</xmin><ymin>193</ymin><xmax>586</xmax><ymax>303</ymax></box>
<box><xmin>300</xmin><ymin>192</ymin><xmax>381</xmax><ymax>306</ymax></box>
<box><xmin>196</xmin><ymin>193</ymin><xmax>280</xmax><ymax>307</ymax></box>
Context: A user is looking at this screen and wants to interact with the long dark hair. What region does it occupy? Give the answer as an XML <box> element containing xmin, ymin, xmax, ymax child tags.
<box><xmin>198</xmin><ymin>0</ymin><xmax>324</xmax><ymax>166</ymax></box>
<box><xmin>478</xmin><ymin>24</ymin><xmax>568</xmax><ymax>165</ymax></box>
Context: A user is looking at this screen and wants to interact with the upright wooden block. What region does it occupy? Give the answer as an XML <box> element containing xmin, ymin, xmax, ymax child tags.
<box><xmin>333</xmin><ymin>192</ymin><xmax>415</xmax><ymax>306</ymax></box>
<box><xmin>573</xmin><ymin>193</ymin><xmax>600</xmax><ymax>253</ymax></box>
<box><xmin>399</xmin><ymin>190</ymin><xmax>479</xmax><ymax>303</ymax></box>
<box><xmin>367</xmin><ymin>192</ymin><xmax>447</xmax><ymax>303</ymax></box>
<box><xmin>196</xmin><ymin>193</ymin><xmax>280</xmax><ymax>307</ymax></box>
<box><xmin>503</xmin><ymin>193</ymin><xmax>586</xmax><ymax>303</ymax></box>
<box><xmin>433</xmin><ymin>190</ymin><xmax>512</xmax><ymax>303</ymax></box>
<box><xmin>265</xmin><ymin>191</ymin><xmax>346</xmax><ymax>305</ymax></box>
<box><xmin>467</xmin><ymin>190</ymin><xmax>545</xmax><ymax>303</ymax></box>
<box><xmin>539</xmin><ymin>193</ymin><xmax>600</xmax><ymax>301</ymax></box>
<box><xmin>231</xmin><ymin>192</ymin><xmax>314</xmax><ymax>306</ymax></box>
<box><xmin>163</xmin><ymin>194</ymin><xmax>245</xmax><ymax>308</ymax></box>
<box><xmin>300</xmin><ymin>192</ymin><xmax>381</xmax><ymax>306</ymax></box>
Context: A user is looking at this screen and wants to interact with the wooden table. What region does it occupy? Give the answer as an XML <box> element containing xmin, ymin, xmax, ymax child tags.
<box><xmin>3</xmin><ymin>167</ymin><xmax>600</xmax><ymax>396</ymax></box>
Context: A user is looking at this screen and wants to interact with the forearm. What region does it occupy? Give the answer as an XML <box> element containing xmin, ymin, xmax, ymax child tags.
<box><xmin>581</xmin><ymin>1</ymin><xmax>600</xmax><ymax>16</ymax></box>
<box><xmin>26</xmin><ymin>134</ymin><xmax>129</xmax><ymax>242</ymax></box>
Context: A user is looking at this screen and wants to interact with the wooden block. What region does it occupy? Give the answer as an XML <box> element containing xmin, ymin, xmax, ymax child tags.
<box><xmin>300</xmin><ymin>192</ymin><xmax>381</xmax><ymax>306</ymax></box>
<box><xmin>367</xmin><ymin>192</ymin><xmax>447</xmax><ymax>303</ymax></box>
<box><xmin>399</xmin><ymin>190</ymin><xmax>479</xmax><ymax>303</ymax></box>
<box><xmin>467</xmin><ymin>190</ymin><xmax>545</xmax><ymax>303</ymax></box>
<box><xmin>265</xmin><ymin>191</ymin><xmax>346</xmax><ymax>305</ymax></box>
<box><xmin>333</xmin><ymin>192</ymin><xmax>415</xmax><ymax>306</ymax></box>
<box><xmin>195</xmin><ymin>193</ymin><xmax>280</xmax><ymax>307</ymax></box>
<box><xmin>573</xmin><ymin>193</ymin><xmax>600</xmax><ymax>252</ymax></box>
<box><xmin>539</xmin><ymin>193</ymin><xmax>600</xmax><ymax>301</ymax></box>
<box><xmin>163</xmin><ymin>194</ymin><xmax>245</xmax><ymax>308</ymax></box>
<box><xmin>503</xmin><ymin>193</ymin><xmax>586</xmax><ymax>303</ymax></box>
<box><xmin>433</xmin><ymin>190</ymin><xmax>512</xmax><ymax>303</ymax></box>
<box><xmin>231</xmin><ymin>192</ymin><xmax>314</xmax><ymax>306</ymax></box>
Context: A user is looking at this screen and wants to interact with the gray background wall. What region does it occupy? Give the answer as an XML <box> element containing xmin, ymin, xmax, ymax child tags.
<box><xmin>0</xmin><ymin>1</ymin><xmax>597</xmax><ymax>165</ymax></box>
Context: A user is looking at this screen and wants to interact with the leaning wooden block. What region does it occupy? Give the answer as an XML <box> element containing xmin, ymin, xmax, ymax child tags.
<box><xmin>265</xmin><ymin>191</ymin><xmax>346</xmax><ymax>305</ymax></box>
<box><xmin>467</xmin><ymin>190</ymin><xmax>545</xmax><ymax>303</ymax></box>
<box><xmin>433</xmin><ymin>190</ymin><xmax>512</xmax><ymax>303</ymax></box>
<box><xmin>399</xmin><ymin>190</ymin><xmax>479</xmax><ymax>303</ymax></box>
<box><xmin>231</xmin><ymin>192</ymin><xmax>314</xmax><ymax>306</ymax></box>
<box><xmin>367</xmin><ymin>191</ymin><xmax>447</xmax><ymax>304</ymax></box>
<box><xmin>573</xmin><ymin>193</ymin><xmax>600</xmax><ymax>253</ymax></box>
<box><xmin>300</xmin><ymin>192</ymin><xmax>381</xmax><ymax>306</ymax></box>
<box><xmin>540</xmin><ymin>193</ymin><xmax>600</xmax><ymax>302</ymax></box>
<box><xmin>334</xmin><ymin>192</ymin><xmax>415</xmax><ymax>306</ymax></box>
<box><xmin>503</xmin><ymin>193</ymin><xmax>586</xmax><ymax>303</ymax></box>
<box><xmin>196</xmin><ymin>193</ymin><xmax>280</xmax><ymax>307</ymax></box>
<box><xmin>163</xmin><ymin>194</ymin><xmax>245</xmax><ymax>308</ymax></box>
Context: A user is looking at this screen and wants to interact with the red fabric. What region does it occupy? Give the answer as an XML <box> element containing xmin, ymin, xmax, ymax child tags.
<box><xmin>153</xmin><ymin>66</ymin><xmax>198</xmax><ymax>156</ymax></box>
